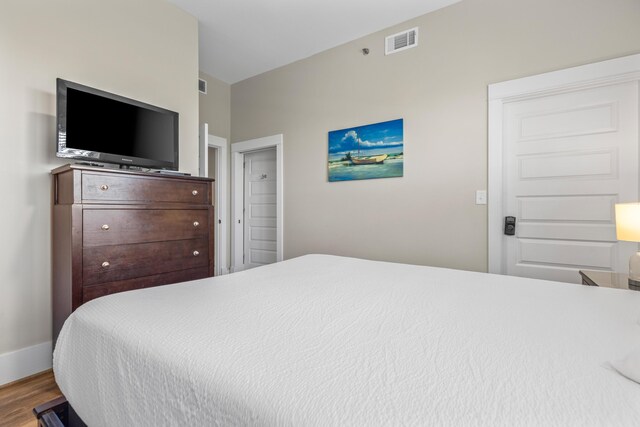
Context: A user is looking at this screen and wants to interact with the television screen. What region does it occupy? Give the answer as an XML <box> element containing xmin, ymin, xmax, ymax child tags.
<box><xmin>57</xmin><ymin>79</ymin><xmax>179</xmax><ymax>170</ymax></box>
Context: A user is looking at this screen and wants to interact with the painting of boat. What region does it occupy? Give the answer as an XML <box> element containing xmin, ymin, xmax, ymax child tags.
<box><xmin>350</xmin><ymin>153</ymin><xmax>388</xmax><ymax>165</ymax></box>
<box><xmin>328</xmin><ymin>119</ymin><xmax>403</xmax><ymax>182</ymax></box>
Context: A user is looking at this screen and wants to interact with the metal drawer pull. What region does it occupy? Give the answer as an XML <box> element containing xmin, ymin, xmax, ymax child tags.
<box><xmin>193</xmin><ymin>250</ymin><xmax>200</xmax><ymax>257</ymax></box>
<box><xmin>101</xmin><ymin>224</ymin><xmax>110</xmax><ymax>231</ymax></box>
<box><xmin>101</xmin><ymin>261</ymin><xmax>110</xmax><ymax>268</ymax></box>
<box><xmin>193</xmin><ymin>221</ymin><xmax>200</xmax><ymax>227</ymax></box>
<box><xmin>100</xmin><ymin>184</ymin><xmax>109</xmax><ymax>191</ymax></box>
<box><xmin>192</xmin><ymin>190</ymin><xmax>199</xmax><ymax>196</ymax></box>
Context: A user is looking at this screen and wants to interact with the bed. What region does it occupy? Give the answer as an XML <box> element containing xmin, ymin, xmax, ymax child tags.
<box><xmin>52</xmin><ymin>254</ymin><xmax>640</xmax><ymax>426</ymax></box>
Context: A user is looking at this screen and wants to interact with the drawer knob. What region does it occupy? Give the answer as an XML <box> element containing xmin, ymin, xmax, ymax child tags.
<box><xmin>101</xmin><ymin>224</ymin><xmax>110</xmax><ymax>231</ymax></box>
<box><xmin>100</xmin><ymin>184</ymin><xmax>109</xmax><ymax>191</ymax></box>
<box><xmin>193</xmin><ymin>221</ymin><xmax>200</xmax><ymax>227</ymax></box>
<box><xmin>101</xmin><ymin>261</ymin><xmax>110</xmax><ymax>268</ymax></box>
<box><xmin>192</xmin><ymin>190</ymin><xmax>199</xmax><ymax>196</ymax></box>
<box><xmin>193</xmin><ymin>250</ymin><xmax>200</xmax><ymax>257</ymax></box>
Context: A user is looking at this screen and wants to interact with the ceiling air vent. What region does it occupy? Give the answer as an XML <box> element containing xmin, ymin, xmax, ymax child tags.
<box><xmin>198</xmin><ymin>78</ymin><xmax>207</xmax><ymax>94</ymax></box>
<box><xmin>385</xmin><ymin>27</ymin><xmax>418</xmax><ymax>55</ymax></box>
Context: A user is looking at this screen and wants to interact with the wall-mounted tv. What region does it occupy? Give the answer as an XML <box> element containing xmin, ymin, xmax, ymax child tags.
<box><xmin>56</xmin><ymin>78</ymin><xmax>179</xmax><ymax>170</ymax></box>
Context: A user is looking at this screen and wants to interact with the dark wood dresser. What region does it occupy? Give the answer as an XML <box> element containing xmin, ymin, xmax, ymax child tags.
<box><xmin>52</xmin><ymin>164</ymin><xmax>215</xmax><ymax>343</ymax></box>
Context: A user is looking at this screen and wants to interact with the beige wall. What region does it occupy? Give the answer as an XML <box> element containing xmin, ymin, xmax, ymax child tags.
<box><xmin>231</xmin><ymin>0</ymin><xmax>640</xmax><ymax>271</ymax></box>
<box><xmin>0</xmin><ymin>0</ymin><xmax>198</xmax><ymax>358</ymax></box>
<box><xmin>199</xmin><ymin>71</ymin><xmax>231</xmax><ymax>140</ymax></box>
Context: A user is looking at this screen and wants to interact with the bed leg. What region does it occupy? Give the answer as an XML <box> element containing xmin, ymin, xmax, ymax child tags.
<box><xmin>33</xmin><ymin>396</ymin><xmax>87</xmax><ymax>427</ymax></box>
<box><xmin>33</xmin><ymin>396</ymin><xmax>68</xmax><ymax>427</ymax></box>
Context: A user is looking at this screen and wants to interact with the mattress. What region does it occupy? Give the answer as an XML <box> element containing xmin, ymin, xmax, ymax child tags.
<box><xmin>54</xmin><ymin>254</ymin><xmax>640</xmax><ymax>426</ymax></box>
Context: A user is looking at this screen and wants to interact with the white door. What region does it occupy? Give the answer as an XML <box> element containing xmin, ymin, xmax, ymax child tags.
<box><xmin>199</xmin><ymin>124</ymin><xmax>229</xmax><ymax>276</ymax></box>
<box><xmin>502</xmin><ymin>81</ymin><xmax>638</xmax><ymax>283</ymax></box>
<box><xmin>243</xmin><ymin>148</ymin><xmax>277</xmax><ymax>269</ymax></box>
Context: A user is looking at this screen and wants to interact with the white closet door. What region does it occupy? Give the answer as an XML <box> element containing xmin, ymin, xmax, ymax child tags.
<box><xmin>243</xmin><ymin>148</ymin><xmax>277</xmax><ymax>269</ymax></box>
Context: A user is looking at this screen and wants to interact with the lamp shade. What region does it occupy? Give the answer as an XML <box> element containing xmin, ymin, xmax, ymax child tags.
<box><xmin>615</xmin><ymin>203</ymin><xmax>640</xmax><ymax>242</ymax></box>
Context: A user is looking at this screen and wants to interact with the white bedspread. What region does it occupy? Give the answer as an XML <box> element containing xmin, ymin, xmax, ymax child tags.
<box><xmin>54</xmin><ymin>255</ymin><xmax>640</xmax><ymax>426</ymax></box>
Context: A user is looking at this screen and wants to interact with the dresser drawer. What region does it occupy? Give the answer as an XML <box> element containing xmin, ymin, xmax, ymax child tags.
<box><xmin>84</xmin><ymin>209</ymin><xmax>209</xmax><ymax>246</ymax></box>
<box><xmin>83</xmin><ymin>238</ymin><xmax>209</xmax><ymax>286</ymax></box>
<box><xmin>82</xmin><ymin>172</ymin><xmax>210</xmax><ymax>204</ymax></box>
<box><xmin>82</xmin><ymin>267</ymin><xmax>210</xmax><ymax>303</ymax></box>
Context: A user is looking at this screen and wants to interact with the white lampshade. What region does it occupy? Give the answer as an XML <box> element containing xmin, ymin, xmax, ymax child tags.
<box><xmin>615</xmin><ymin>203</ymin><xmax>640</xmax><ymax>243</ymax></box>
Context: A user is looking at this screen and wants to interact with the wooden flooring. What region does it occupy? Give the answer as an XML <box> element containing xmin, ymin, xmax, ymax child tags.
<box><xmin>0</xmin><ymin>370</ymin><xmax>61</xmax><ymax>427</ymax></box>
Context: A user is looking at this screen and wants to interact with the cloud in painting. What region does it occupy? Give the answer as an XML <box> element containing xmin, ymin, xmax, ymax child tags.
<box><xmin>328</xmin><ymin>118</ymin><xmax>404</xmax><ymax>154</ymax></box>
<box><xmin>341</xmin><ymin>130</ymin><xmax>361</xmax><ymax>147</ymax></box>
<box><xmin>334</xmin><ymin>129</ymin><xmax>402</xmax><ymax>151</ymax></box>
<box><xmin>359</xmin><ymin>139</ymin><xmax>402</xmax><ymax>148</ymax></box>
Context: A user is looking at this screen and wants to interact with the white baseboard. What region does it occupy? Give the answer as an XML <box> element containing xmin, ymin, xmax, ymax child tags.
<box><xmin>0</xmin><ymin>341</ymin><xmax>52</xmax><ymax>386</ymax></box>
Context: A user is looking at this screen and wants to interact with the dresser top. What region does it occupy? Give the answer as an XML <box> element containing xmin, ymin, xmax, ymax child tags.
<box><xmin>579</xmin><ymin>270</ymin><xmax>638</xmax><ymax>291</ymax></box>
<box><xmin>51</xmin><ymin>163</ymin><xmax>214</xmax><ymax>182</ymax></box>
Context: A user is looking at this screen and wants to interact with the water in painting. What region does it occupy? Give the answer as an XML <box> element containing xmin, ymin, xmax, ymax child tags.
<box><xmin>328</xmin><ymin>119</ymin><xmax>403</xmax><ymax>182</ymax></box>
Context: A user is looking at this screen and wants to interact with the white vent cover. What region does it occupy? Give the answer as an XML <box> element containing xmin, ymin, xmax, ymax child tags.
<box><xmin>385</xmin><ymin>27</ymin><xmax>418</xmax><ymax>55</ymax></box>
<box><xmin>198</xmin><ymin>78</ymin><xmax>207</xmax><ymax>94</ymax></box>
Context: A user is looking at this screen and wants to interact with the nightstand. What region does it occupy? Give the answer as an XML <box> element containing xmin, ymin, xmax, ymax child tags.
<box><xmin>578</xmin><ymin>270</ymin><xmax>639</xmax><ymax>291</ymax></box>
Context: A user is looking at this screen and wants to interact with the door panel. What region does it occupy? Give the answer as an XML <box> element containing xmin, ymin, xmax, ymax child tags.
<box><xmin>518</xmin><ymin>102</ymin><xmax>617</xmax><ymax>141</ymax></box>
<box><xmin>518</xmin><ymin>149</ymin><xmax>616</xmax><ymax>180</ymax></box>
<box><xmin>517</xmin><ymin>223</ymin><xmax>615</xmax><ymax>242</ymax></box>
<box><xmin>518</xmin><ymin>239</ymin><xmax>615</xmax><ymax>269</ymax></box>
<box><xmin>504</xmin><ymin>81</ymin><xmax>638</xmax><ymax>283</ymax></box>
<box><xmin>518</xmin><ymin>195</ymin><xmax>616</xmax><ymax>222</ymax></box>
<box><xmin>243</xmin><ymin>149</ymin><xmax>277</xmax><ymax>269</ymax></box>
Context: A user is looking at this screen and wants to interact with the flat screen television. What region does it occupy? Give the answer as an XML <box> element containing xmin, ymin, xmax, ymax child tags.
<box><xmin>56</xmin><ymin>78</ymin><xmax>179</xmax><ymax>170</ymax></box>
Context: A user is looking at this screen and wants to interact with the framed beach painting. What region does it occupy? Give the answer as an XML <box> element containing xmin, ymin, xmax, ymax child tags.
<box><xmin>328</xmin><ymin>119</ymin><xmax>403</xmax><ymax>182</ymax></box>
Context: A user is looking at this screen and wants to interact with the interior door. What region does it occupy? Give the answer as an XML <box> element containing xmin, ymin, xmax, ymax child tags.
<box><xmin>503</xmin><ymin>81</ymin><xmax>639</xmax><ymax>283</ymax></box>
<box><xmin>243</xmin><ymin>148</ymin><xmax>277</xmax><ymax>269</ymax></box>
<box><xmin>207</xmin><ymin>146</ymin><xmax>218</xmax><ymax>274</ymax></box>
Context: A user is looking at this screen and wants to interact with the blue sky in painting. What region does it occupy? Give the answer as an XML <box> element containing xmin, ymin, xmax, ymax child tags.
<box><xmin>328</xmin><ymin>119</ymin><xmax>403</xmax><ymax>155</ymax></box>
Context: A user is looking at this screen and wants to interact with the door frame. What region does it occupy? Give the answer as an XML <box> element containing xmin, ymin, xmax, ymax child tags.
<box><xmin>199</xmin><ymin>123</ymin><xmax>229</xmax><ymax>275</ymax></box>
<box><xmin>231</xmin><ymin>134</ymin><xmax>284</xmax><ymax>272</ymax></box>
<box><xmin>487</xmin><ymin>53</ymin><xmax>640</xmax><ymax>274</ymax></box>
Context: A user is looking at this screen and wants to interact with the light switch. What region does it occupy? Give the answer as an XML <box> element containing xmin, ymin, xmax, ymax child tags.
<box><xmin>476</xmin><ymin>190</ymin><xmax>487</xmax><ymax>205</ymax></box>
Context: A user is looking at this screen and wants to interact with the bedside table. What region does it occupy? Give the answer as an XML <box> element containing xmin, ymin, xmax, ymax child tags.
<box><xmin>579</xmin><ymin>270</ymin><xmax>639</xmax><ymax>291</ymax></box>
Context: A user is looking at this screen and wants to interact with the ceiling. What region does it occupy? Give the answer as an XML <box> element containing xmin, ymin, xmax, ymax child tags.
<box><xmin>168</xmin><ymin>0</ymin><xmax>462</xmax><ymax>84</ymax></box>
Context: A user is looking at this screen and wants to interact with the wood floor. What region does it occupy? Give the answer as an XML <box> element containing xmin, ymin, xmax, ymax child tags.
<box><xmin>0</xmin><ymin>370</ymin><xmax>61</xmax><ymax>427</ymax></box>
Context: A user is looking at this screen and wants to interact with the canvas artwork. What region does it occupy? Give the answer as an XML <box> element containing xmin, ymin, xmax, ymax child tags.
<box><xmin>328</xmin><ymin>119</ymin><xmax>403</xmax><ymax>182</ymax></box>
